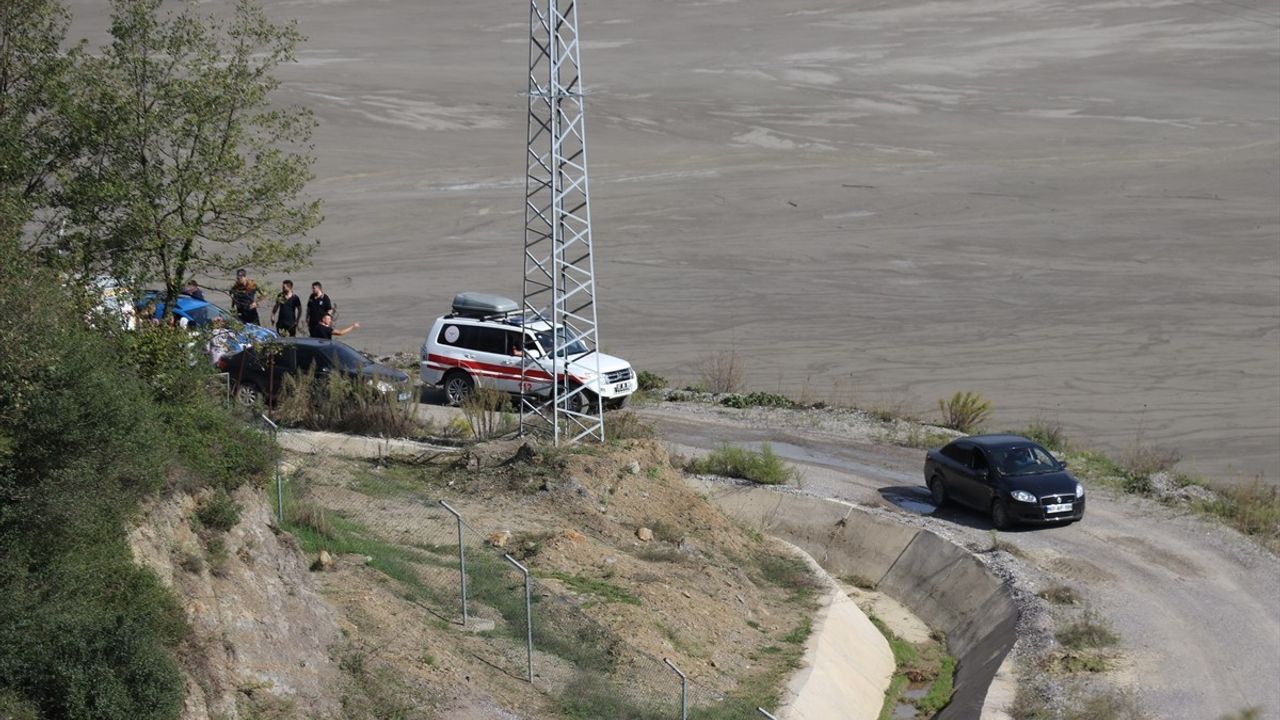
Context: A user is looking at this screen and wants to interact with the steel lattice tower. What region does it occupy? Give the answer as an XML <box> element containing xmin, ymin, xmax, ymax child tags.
<box><xmin>520</xmin><ymin>0</ymin><xmax>603</xmax><ymax>444</ymax></box>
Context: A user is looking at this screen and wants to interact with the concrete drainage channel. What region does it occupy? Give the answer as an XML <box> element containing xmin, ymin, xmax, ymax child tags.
<box><xmin>693</xmin><ymin>480</ymin><xmax>1018</xmax><ymax>720</ymax></box>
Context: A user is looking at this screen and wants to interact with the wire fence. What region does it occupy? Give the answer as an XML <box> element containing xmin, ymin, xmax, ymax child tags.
<box><xmin>267</xmin><ymin>433</ymin><xmax>786</xmax><ymax>719</ymax></box>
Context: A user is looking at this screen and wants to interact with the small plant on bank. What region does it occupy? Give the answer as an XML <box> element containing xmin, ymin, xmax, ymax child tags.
<box><xmin>937</xmin><ymin>391</ymin><xmax>993</xmax><ymax>433</ymax></box>
<box><xmin>1022</xmin><ymin>417</ymin><xmax>1068</xmax><ymax>451</ymax></box>
<box><xmin>697</xmin><ymin>349</ymin><xmax>745</xmax><ymax>394</ymax></box>
<box><xmin>1056</xmin><ymin>610</ymin><xmax>1119</xmax><ymax>650</ymax></box>
<box><xmin>1038</xmin><ymin>583</ymin><xmax>1082</xmax><ymax>605</ymax></box>
<box><xmin>606</xmin><ymin>411</ymin><xmax>655</xmax><ymax>441</ymax></box>
<box><xmin>688</xmin><ymin>443</ymin><xmax>799</xmax><ymax>485</ymax></box>
<box><xmin>721</xmin><ymin>391</ymin><xmax>795</xmax><ymax>409</ymax></box>
<box><xmin>460</xmin><ymin>385</ymin><xmax>514</xmax><ymax>440</ymax></box>
<box><xmin>195</xmin><ymin>487</ymin><xmax>240</xmax><ymax>532</ymax></box>
<box><xmin>1119</xmin><ymin>442</ymin><xmax>1181</xmax><ymax>482</ymax></box>
<box><xmin>636</xmin><ymin>370</ymin><xmax>668</xmax><ymax>392</ymax></box>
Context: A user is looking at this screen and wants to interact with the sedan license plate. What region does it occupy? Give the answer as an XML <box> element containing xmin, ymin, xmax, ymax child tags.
<box><xmin>1045</xmin><ymin>502</ymin><xmax>1073</xmax><ymax>514</ymax></box>
<box><xmin>397</xmin><ymin>391</ymin><xmax>412</xmax><ymax>403</ymax></box>
<box><xmin>615</xmin><ymin>381</ymin><xmax>633</xmax><ymax>392</ymax></box>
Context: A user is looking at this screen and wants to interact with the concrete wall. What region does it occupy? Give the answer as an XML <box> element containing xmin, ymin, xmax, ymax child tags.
<box><xmin>693</xmin><ymin>481</ymin><xmax>1018</xmax><ymax>719</ymax></box>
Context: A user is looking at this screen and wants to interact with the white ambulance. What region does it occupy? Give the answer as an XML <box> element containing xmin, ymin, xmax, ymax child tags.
<box><xmin>419</xmin><ymin>293</ymin><xmax>635</xmax><ymax>409</ymax></box>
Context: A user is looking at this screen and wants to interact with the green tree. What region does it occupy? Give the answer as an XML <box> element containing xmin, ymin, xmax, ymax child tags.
<box><xmin>0</xmin><ymin>0</ymin><xmax>82</xmax><ymax>246</ymax></box>
<box><xmin>60</xmin><ymin>0</ymin><xmax>321</xmax><ymax>306</ymax></box>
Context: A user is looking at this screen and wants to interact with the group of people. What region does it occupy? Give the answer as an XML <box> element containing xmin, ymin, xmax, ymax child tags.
<box><xmin>224</xmin><ymin>269</ymin><xmax>360</xmax><ymax>339</ymax></box>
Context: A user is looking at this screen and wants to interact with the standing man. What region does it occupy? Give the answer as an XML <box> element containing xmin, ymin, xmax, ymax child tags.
<box><xmin>271</xmin><ymin>280</ymin><xmax>303</xmax><ymax>336</ymax></box>
<box><xmin>230</xmin><ymin>269</ymin><xmax>262</xmax><ymax>324</ymax></box>
<box><xmin>305</xmin><ymin>281</ymin><xmax>333</xmax><ymax>337</ymax></box>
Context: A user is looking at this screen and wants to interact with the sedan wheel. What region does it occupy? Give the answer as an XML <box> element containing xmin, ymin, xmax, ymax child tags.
<box><xmin>928</xmin><ymin>476</ymin><xmax>948</xmax><ymax>506</ymax></box>
<box><xmin>991</xmin><ymin>499</ymin><xmax>1012</xmax><ymax>530</ymax></box>
<box><xmin>234</xmin><ymin>382</ymin><xmax>263</xmax><ymax>408</ymax></box>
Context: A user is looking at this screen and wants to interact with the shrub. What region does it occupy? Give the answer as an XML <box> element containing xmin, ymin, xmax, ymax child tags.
<box><xmin>688</xmin><ymin>443</ymin><xmax>798</xmax><ymax>485</ymax></box>
<box><xmin>697</xmin><ymin>350</ymin><xmax>745</xmax><ymax>394</ymax></box>
<box><xmin>1022</xmin><ymin>418</ymin><xmax>1068</xmax><ymax>451</ymax></box>
<box><xmin>636</xmin><ymin>370</ymin><xmax>668</xmax><ymax>392</ymax></box>
<box><xmin>195</xmin><ymin>487</ymin><xmax>240</xmax><ymax>532</ymax></box>
<box><xmin>1119</xmin><ymin>443</ymin><xmax>1180</xmax><ymax>480</ymax></box>
<box><xmin>937</xmin><ymin>391</ymin><xmax>992</xmax><ymax>433</ymax></box>
<box><xmin>0</xmin><ymin>240</ymin><xmax>267</xmax><ymax>716</ymax></box>
<box><xmin>721</xmin><ymin>391</ymin><xmax>794</xmax><ymax>409</ymax></box>
<box><xmin>273</xmin><ymin>367</ymin><xmax>420</xmax><ymax>438</ymax></box>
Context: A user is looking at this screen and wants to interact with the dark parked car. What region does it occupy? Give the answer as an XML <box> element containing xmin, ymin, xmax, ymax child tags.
<box><xmin>923</xmin><ymin>434</ymin><xmax>1085</xmax><ymax>529</ymax></box>
<box><xmin>220</xmin><ymin>337</ymin><xmax>411</xmax><ymax>407</ymax></box>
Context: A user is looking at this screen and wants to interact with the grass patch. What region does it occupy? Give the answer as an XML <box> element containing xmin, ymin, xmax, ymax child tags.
<box><xmin>869</xmin><ymin>613</ymin><xmax>956</xmax><ymax>718</ymax></box>
<box><xmin>1056</xmin><ymin>610</ymin><xmax>1119</xmax><ymax>650</ymax></box>
<box><xmin>755</xmin><ymin>552</ymin><xmax>822</xmax><ymax>600</ymax></box>
<box><xmin>1038</xmin><ymin>583</ymin><xmax>1082</xmax><ymax>605</ymax></box>
<box><xmin>539</xmin><ymin>570</ymin><xmax>642</xmax><ymax>606</ymax></box>
<box><xmin>985</xmin><ymin>530</ymin><xmax>1027</xmax><ymax>558</ymax></box>
<box><xmin>1012</xmin><ymin>684</ymin><xmax>1148</xmax><ymax>720</ymax></box>
<box><xmin>688</xmin><ymin>442</ymin><xmax>798</xmax><ymax>485</ymax></box>
<box><xmin>1195</xmin><ymin>479</ymin><xmax>1280</xmax><ymax>552</ymax></box>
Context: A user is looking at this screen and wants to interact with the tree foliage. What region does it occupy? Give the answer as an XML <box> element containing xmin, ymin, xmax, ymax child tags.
<box><xmin>0</xmin><ymin>0</ymin><xmax>82</xmax><ymax>244</ymax></box>
<box><xmin>0</xmin><ymin>235</ymin><xmax>272</xmax><ymax>717</ymax></box>
<box><xmin>5</xmin><ymin>0</ymin><xmax>321</xmax><ymax>299</ymax></box>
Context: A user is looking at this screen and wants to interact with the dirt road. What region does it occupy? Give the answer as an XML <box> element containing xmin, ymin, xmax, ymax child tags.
<box><xmin>638</xmin><ymin>401</ymin><xmax>1280</xmax><ymax>719</ymax></box>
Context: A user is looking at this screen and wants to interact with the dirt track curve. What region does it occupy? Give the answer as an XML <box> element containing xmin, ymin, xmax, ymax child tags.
<box><xmin>638</xmin><ymin>402</ymin><xmax>1280</xmax><ymax>720</ymax></box>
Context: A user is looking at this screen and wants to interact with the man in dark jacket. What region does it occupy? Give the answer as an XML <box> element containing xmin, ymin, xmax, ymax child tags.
<box><xmin>230</xmin><ymin>269</ymin><xmax>261</xmax><ymax>324</ymax></box>
<box><xmin>306</xmin><ymin>281</ymin><xmax>333</xmax><ymax>337</ymax></box>
<box><xmin>271</xmin><ymin>280</ymin><xmax>302</xmax><ymax>336</ymax></box>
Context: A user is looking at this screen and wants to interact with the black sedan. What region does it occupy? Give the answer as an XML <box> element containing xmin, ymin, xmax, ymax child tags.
<box><xmin>220</xmin><ymin>337</ymin><xmax>411</xmax><ymax>407</ymax></box>
<box><xmin>923</xmin><ymin>434</ymin><xmax>1085</xmax><ymax>529</ymax></box>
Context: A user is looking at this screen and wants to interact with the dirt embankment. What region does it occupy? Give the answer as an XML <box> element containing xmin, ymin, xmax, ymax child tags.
<box><xmin>128</xmin><ymin>485</ymin><xmax>344</xmax><ymax>720</ymax></box>
<box><xmin>126</xmin><ymin>436</ymin><xmax>838</xmax><ymax>719</ymax></box>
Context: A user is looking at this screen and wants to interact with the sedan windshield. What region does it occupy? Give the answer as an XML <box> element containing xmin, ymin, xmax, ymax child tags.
<box><xmin>185</xmin><ymin>303</ymin><xmax>236</xmax><ymax>327</ymax></box>
<box><xmin>990</xmin><ymin>445</ymin><xmax>1060</xmax><ymax>476</ymax></box>
<box><xmin>535</xmin><ymin>329</ymin><xmax>588</xmax><ymax>357</ymax></box>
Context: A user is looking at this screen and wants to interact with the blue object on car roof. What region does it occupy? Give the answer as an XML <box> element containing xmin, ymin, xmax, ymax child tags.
<box><xmin>137</xmin><ymin>291</ymin><xmax>277</xmax><ymax>348</ymax></box>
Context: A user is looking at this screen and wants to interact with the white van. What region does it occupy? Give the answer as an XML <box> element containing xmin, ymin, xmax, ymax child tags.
<box><xmin>419</xmin><ymin>293</ymin><xmax>635</xmax><ymax>409</ymax></box>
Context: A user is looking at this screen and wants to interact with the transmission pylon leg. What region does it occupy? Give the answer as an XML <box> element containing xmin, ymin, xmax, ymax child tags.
<box><xmin>520</xmin><ymin>0</ymin><xmax>604</xmax><ymax>445</ymax></box>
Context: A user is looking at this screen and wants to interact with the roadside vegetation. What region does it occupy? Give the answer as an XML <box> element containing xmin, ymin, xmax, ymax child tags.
<box><xmin>687</xmin><ymin>442</ymin><xmax>799</xmax><ymax>485</ymax></box>
<box><xmin>0</xmin><ymin>234</ymin><xmax>273</xmax><ymax>717</ymax></box>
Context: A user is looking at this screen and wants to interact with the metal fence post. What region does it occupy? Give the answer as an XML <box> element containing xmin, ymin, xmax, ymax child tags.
<box><xmin>261</xmin><ymin>414</ymin><xmax>283</xmax><ymax>525</ymax></box>
<box><xmin>757</xmin><ymin>709</ymin><xmax>780</xmax><ymax>719</ymax></box>
<box><xmin>504</xmin><ymin>554</ymin><xmax>534</xmax><ymax>682</ymax></box>
<box><xmin>663</xmin><ymin>658</ymin><xmax>687</xmax><ymax>720</ymax></box>
<box><xmin>439</xmin><ymin>501</ymin><xmax>468</xmax><ymax>625</ymax></box>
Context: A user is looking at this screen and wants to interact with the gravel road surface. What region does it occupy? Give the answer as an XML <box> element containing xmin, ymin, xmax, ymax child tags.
<box><xmin>640</xmin><ymin>401</ymin><xmax>1280</xmax><ymax>719</ymax></box>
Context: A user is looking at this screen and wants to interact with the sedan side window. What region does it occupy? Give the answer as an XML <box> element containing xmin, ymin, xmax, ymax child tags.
<box><xmin>941</xmin><ymin>442</ymin><xmax>970</xmax><ymax>465</ymax></box>
<box><xmin>971</xmin><ymin>451</ymin><xmax>990</xmax><ymax>472</ymax></box>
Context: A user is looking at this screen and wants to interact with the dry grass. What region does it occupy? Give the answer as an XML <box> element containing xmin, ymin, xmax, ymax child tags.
<box><xmin>1196</xmin><ymin>478</ymin><xmax>1280</xmax><ymax>553</ymax></box>
<box><xmin>1038</xmin><ymin>583</ymin><xmax>1082</xmax><ymax>605</ymax></box>
<box><xmin>459</xmin><ymin>385</ymin><xmax>515</xmax><ymax>440</ymax></box>
<box><xmin>273</xmin><ymin>368</ymin><xmax>419</xmax><ymax>438</ymax></box>
<box><xmin>697</xmin><ymin>349</ymin><xmax>745</xmax><ymax>394</ymax></box>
